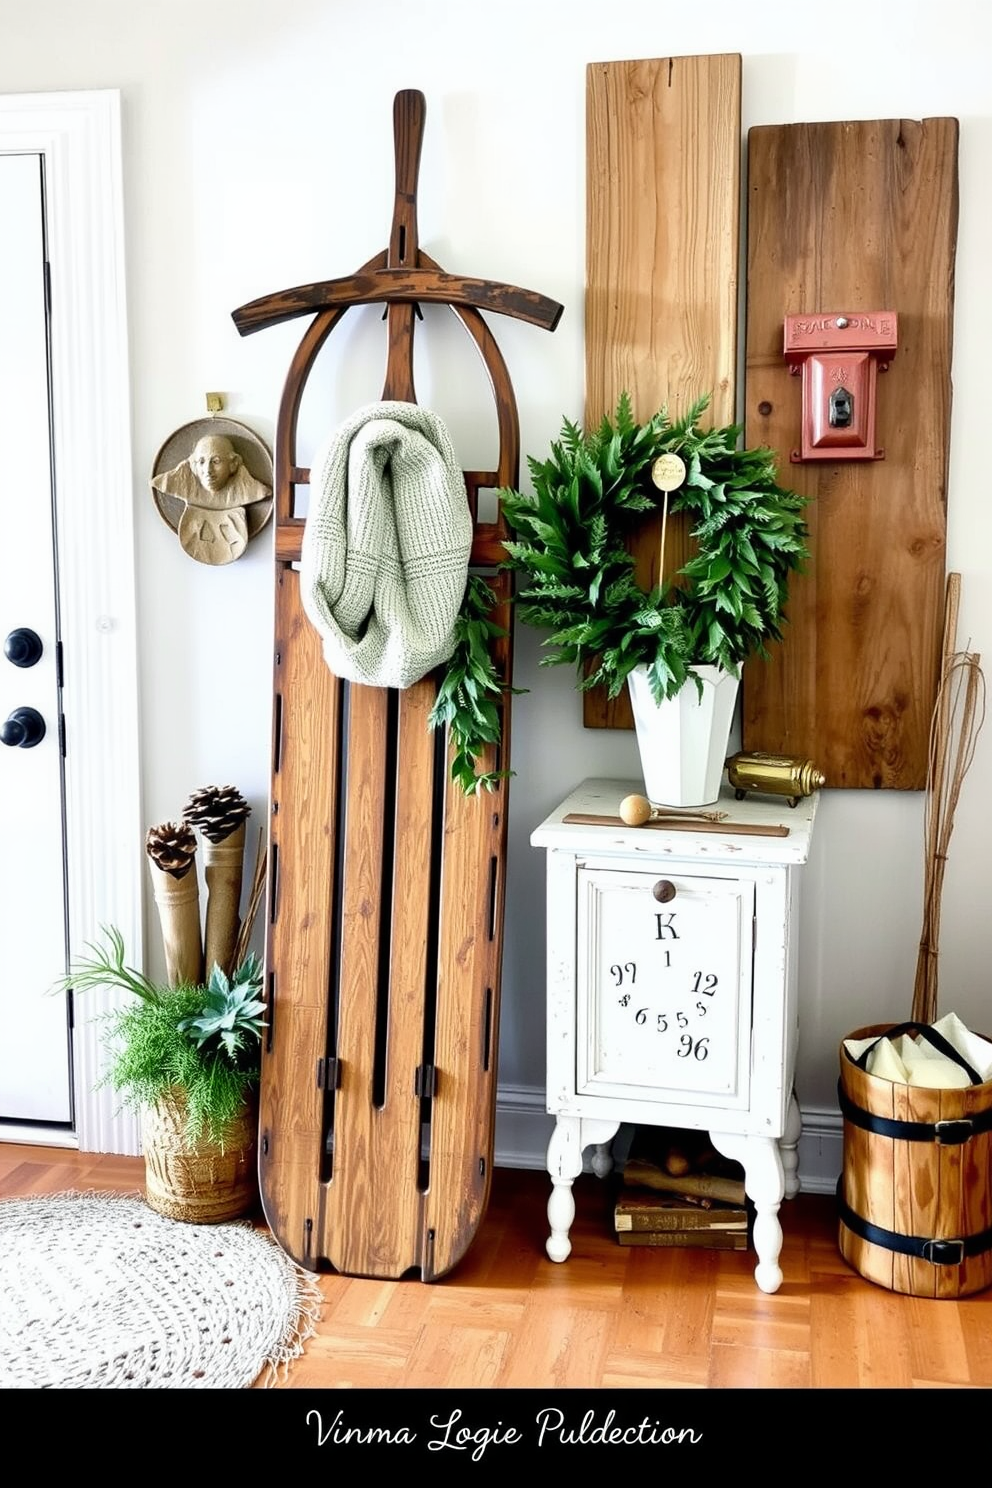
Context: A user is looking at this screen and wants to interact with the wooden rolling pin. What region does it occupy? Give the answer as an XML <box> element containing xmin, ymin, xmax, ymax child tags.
<box><xmin>623</xmin><ymin>1159</ymin><xmax>746</xmax><ymax>1206</ymax></box>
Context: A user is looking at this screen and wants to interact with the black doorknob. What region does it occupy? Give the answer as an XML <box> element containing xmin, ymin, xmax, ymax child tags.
<box><xmin>1</xmin><ymin>706</ymin><xmax>46</xmax><ymax>748</ymax></box>
<box><xmin>4</xmin><ymin>628</ymin><xmax>44</xmax><ymax>668</ymax></box>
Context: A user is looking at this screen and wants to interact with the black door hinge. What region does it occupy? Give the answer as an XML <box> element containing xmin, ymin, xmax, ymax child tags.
<box><xmin>316</xmin><ymin>1056</ymin><xmax>341</xmax><ymax>1091</ymax></box>
<box><xmin>414</xmin><ymin>1063</ymin><xmax>438</xmax><ymax>1098</ymax></box>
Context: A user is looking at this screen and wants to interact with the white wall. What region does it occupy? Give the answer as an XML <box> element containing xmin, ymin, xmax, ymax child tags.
<box><xmin>2</xmin><ymin>0</ymin><xmax>990</xmax><ymax>1149</ymax></box>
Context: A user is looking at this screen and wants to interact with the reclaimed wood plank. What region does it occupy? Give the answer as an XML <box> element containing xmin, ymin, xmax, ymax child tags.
<box><xmin>742</xmin><ymin>118</ymin><xmax>959</xmax><ymax>789</ymax></box>
<box><xmin>583</xmin><ymin>53</ymin><xmax>741</xmax><ymax>730</ymax></box>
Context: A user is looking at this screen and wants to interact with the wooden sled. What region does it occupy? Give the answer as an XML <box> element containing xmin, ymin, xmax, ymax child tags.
<box><xmin>232</xmin><ymin>90</ymin><xmax>562</xmax><ymax>1279</ymax></box>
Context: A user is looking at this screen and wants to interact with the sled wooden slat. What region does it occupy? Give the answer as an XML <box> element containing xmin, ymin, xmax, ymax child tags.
<box><xmin>233</xmin><ymin>89</ymin><xmax>561</xmax><ymax>1279</ymax></box>
<box><xmin>329</xmin><ymin>686</ymin><xmax>399</xmax><ymax>1275</ymax></box>
<box><xmin>261</xmin><ymin>569</ymin><xmax>338</xmax><ymax>1265</ymax></box>
<box><xmin>424</xmin><ymin>570</ymin><xmax>513</xmax><ymax>1274</ymax></box>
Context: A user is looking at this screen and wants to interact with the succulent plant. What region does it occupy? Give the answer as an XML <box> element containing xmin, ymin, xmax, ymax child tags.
<box><xmin>177</xmin><ymin>953</ymin><xmax>266</xmax><ymax>1062</ymax></box>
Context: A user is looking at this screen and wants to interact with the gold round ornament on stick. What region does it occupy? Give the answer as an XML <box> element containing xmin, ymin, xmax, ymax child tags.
<box><xmin>650</xmin><ymin>452</ymin><xmax>686</xmax><ymax>584</ymax></box>
<box><xmin>650</xmin><ymin>452</ymin><xmax>687</xmax><ymax>493</ymax></box>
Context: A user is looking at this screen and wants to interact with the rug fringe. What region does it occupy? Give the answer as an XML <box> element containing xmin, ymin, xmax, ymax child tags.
<box><xmin>3</xmin><ymin>1188</ymin><xmax>325</xmax><ymax>1388</ymax></box>
<box><xmin>257</xmin><ymin>1252</ymin><xmax>325</xmax><ymax>1387</ymax></box>
<box><xmin>0</xmin><ymin>1187</ymin><xmax>145</xmax><ymax>1205</ymax></box>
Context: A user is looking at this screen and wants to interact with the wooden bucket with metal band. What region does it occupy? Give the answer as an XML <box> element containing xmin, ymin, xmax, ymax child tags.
<box><xmin>838</xmin><ymin>1022</ymin><xmax>992</xmax><ymax>1298</ymax></box>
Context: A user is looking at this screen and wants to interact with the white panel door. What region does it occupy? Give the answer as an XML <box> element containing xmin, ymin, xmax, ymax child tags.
<box><xmin>0</xmin><ymin>152</ymin><xmax>72</xmax><ymax>1124</ymax></box>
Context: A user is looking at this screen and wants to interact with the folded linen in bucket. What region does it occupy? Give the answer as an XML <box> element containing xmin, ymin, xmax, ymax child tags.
<box><xmin>932</xmin><ymin>1011</ymin><xmax>992</xmax><ymax>1081</ymax></box>
<box><xmin>301</xmin><ymin>402</ymin><xmax>473</xmax><ymax>690</ymax></box>
<box><xmin>843</xmin><ymin>1014</ymin><xmax>992</xmax><ymax>1087</ymax></box>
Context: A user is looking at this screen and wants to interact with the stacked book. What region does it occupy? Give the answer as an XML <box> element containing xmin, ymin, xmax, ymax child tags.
<box><xmin>614</xmin><ymin>1128</ymin><xmax>751</xmax><ymax>1250</ymax></box>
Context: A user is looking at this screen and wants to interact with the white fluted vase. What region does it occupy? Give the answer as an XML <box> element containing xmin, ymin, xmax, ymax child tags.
<box><xmin>627</xmin><ymin>664</ymin><xmax>740</xmax><ymax>807</ymax></box>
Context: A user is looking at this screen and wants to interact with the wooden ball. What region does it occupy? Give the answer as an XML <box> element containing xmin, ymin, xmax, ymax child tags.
<box><xmin>619</xmin><ymin>793</ymin><xmax>652</xmax><ymax>827</ymax></box>
<box><xmin>663</xmin><ymin>1145</ymin><xmax>692</xmax><ymax>1177</ymax></box>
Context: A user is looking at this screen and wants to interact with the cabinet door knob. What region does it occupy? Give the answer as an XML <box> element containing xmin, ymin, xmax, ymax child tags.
<box><xmin>4</xmin><ymin>628</ymin><xmax>43</xmax><ymax>668</ymax></box>
<box><xmin>653</xmin><ymin>879</ymin><xmax>677</xmax><ymax>903</ymax></box>
<box><xmin>1</xmin><ymin>706</ymin><xmax>46</xmax><ymax>748</ymax></box>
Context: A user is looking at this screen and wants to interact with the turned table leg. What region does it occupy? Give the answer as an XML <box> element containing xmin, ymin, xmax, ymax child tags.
<box><xmin>545</xmin><ymin>1115</ymin><xmax>620</xmax><ymax>1262</ymax></box>
<box><xmin>589</xmin><ymin>1140</ymin><xmax>614</xmax><ymax>1178</ymax></box>
<box><xmin>780</xmin><ymin>1089</ymin><xmax>802</xmax><ymax>1201</ymax></box>
<box><xmin>710</xmin><ymin>1129</ymin><xmax>786</xmax><ymax>1295</ymax></box>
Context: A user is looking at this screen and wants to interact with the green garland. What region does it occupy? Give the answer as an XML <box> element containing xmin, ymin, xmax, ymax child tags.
<box><xmin>498</xmin><ymin>392</ymin><xmax>809</xmax><ymax>705</ymax></box>
<box><xmin>428</xmin><ymin>575</ymin><xmax>515</xmax><ymax>796</ymax></box>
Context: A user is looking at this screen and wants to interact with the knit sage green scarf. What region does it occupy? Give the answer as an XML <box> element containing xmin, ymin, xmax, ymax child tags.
<box><xmin>300</xmin><ymin>402</ymin><xmax>473</xmax><ymax>690</ymax></box>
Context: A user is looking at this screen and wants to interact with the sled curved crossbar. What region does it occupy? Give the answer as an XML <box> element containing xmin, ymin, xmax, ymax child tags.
<box><xmin>232</xmin><ymin>267</ymin><xmax>563</xmax><ymax>336</ymax></box>
<box><xmin>232</xmin><ymin>88</ymin><xmax>561</xmax><ymax>1280</ymax></box>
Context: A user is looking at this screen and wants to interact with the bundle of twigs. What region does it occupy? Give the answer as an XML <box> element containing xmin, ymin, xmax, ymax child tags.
<box><xmin>231</xmin><ymin>827</ymin><xmax>267</xmax><ymax>971</ymax></box>
<box><xmin>911</xmin><ymin>574</ymin><xmax>987</xmax><ymax>1024</ymax></box>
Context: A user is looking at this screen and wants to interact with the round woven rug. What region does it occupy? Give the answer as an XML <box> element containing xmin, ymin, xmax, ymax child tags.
<box><xmin>0</xmin><ymin>1190</ymin><xmax>322</xmax><ymax>1389</ymax></box>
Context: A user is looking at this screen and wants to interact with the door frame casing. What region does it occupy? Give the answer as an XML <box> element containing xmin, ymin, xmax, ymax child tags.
<box><xmin>0</xmin><ymin>89</ymin><xmax>142</xmax><ymax>1155</ymax></box>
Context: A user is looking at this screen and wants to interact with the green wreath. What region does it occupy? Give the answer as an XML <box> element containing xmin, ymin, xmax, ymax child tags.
<box><xmin>498</xmin><ymin>392</ymin><xmax>810</xmax><ymax>706</ymax></box>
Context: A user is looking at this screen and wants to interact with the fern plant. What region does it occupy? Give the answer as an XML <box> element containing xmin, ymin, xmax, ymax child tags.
<box><xmin>498</xmin><ymin>393</ymin><xmax>810</xmax><ymax>704</ymax></box>
<box><xmin>59</xmin><ymin>929</ymin><xmax>265</xmax><ymax>1142</ymax></box>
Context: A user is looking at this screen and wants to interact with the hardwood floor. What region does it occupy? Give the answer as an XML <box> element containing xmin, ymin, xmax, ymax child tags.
<box><xmin>2</xmin><ymin>1140</ymin><xmax>990</xmax><ymax>1392</ymax></box>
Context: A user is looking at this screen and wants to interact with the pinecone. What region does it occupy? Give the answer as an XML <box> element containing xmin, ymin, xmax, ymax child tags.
<box><xmin>182</xmin><ymin>785</ymin><xmax>251</xmax><ymax>844</ymax></box>
<box><xmin>146</xmin><ymin>820</ymin><xmax>198</xmax><ymax>879</ymax></box>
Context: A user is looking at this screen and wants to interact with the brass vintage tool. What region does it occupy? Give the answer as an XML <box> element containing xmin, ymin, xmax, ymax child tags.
<box><xmin>724</xmin><ymin>751</ymin><xmax>825</xmax><ymax>808</ymax></box>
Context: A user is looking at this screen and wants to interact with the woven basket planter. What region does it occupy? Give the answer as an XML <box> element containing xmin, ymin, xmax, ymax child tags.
<box><xmin>142</xmin><ymin>1086</ymin><xmax>259</xmax><ymax>1224</ymax></box>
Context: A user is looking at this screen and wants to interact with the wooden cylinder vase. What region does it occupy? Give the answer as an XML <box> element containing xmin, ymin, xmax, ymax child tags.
<box><xmin>838</xmin><ymin>1023</ymin><xmax>992</xmax><ymax>1298</ymax></box>
<box><xmin>202</xmin><ymin>821</ymin><xmax>246</xmax><ymax>979</ymax></box>
<box><xmin>148</xmin><ymin>862</ymin><xmax>204</xmax><ymax>987</ymax></box>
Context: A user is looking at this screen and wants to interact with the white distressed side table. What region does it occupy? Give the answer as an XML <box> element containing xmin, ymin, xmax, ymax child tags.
<box><xmin>531</xmin><ymin>778</ymin><xmax>818</xmax><ymax>1295</ymax></box>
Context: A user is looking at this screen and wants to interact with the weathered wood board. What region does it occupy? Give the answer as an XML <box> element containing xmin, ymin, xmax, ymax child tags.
<box><xmin>583</xmin><ymin>53</ymin><xmax>741</xmax><ymax>730</ymax></box>
<box><xmin>742</xmin><ymin>119</ymin><xmax>959</xmax><ymax>790</ymax></box>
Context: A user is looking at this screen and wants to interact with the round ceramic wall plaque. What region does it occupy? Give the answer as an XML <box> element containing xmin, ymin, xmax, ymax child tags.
<box><xmin>150</xmin><ymin>417</ymin><xmax>274</xmax><ymax>566</ymax></box>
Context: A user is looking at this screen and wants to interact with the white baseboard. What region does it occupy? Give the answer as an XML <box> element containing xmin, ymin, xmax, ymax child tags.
<box><xmin>493</xmin><ymin>1084</ymin><xmax>555</xmax><ymax>1171</ymax></box>
<box><xmin>3</xmin><ymin>1086</ymin><xmax>845</xmax><ymax>1193</ymax></box>
<box><xmin>0</xmin><ymin>1124</ymin><xmax>78</xmax><ymax>1150</ymax></box>
<box><xmin>793</xmin><ymin>1105</ymin><xmax>844</xmax><ymax>1194</ymax></box>
<box><xmin>494</xmin><ymin>1084</ymin><xmax>844</xmax><ymax>1195</ymax></box>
